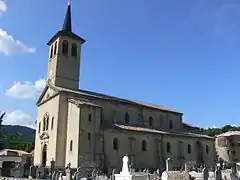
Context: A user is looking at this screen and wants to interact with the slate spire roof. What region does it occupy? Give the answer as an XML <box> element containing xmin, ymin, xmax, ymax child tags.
<box><xmin>47</xmin><ymin>0</ymin><xmax>85</xmax><ymax>45</ymax></box>
<box><xmin>62</xmin><ymin>1</ymin><xmax>72</xmax><ymax>32</ymax></box>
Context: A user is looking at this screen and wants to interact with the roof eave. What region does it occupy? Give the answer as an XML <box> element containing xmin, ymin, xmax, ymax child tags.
<box><xmin>47</xmin><ymin>30</ymin><xmax>85</xmax><ymax>46</ymax></box>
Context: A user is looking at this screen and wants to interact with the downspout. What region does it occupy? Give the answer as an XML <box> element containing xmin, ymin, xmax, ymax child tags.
<box><xmin>160</xmin><ymin>134</ymin><xmax>164</xmax><ymax>171</ymax></box>
<box><xmin>100</xmin><ymin>107</ymin><xmax>105</xmax><ymax>171</ymax></box>
<box><xmin>78</xmin><ymin>105</ymin><xmax>82</xmax><ymax>166</ymax></box>
<box><xmin>93</xmin><ymin>107</ymin><xmax>96</xmax><ymax>162</ymax></box>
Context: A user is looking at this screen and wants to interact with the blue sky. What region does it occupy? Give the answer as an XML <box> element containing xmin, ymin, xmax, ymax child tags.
<box><xmin>0</xmin><ymin>0</ymin><xmax>240</xmax><ymax>128</ymax></box>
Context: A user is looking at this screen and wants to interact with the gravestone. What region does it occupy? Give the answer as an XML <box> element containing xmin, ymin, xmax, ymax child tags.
<box><xmin>215</xmin><ymin>168</ymin><xmax>221</xmax><ymax>180</ymax></box>
<box><xmin>65</xmin><ymin>163</ymin><xmax>72</xmax><ymax>180</ymax></box>
<box><xmin>37</xmin><ymin>170</ymin><xmax>41</xmax><ymax>179</ymax></box>
<box><xmin>231</xmin><ymin>163</ymin><xmax>237</xmax><ymax>180</ymax></box>
<box><xmin>161</xmin><ymin>171</ymin><xmax>190</xmax><ymax>180</ymax></box>
<box><xmin>121</xmin><ymin>155</ymin><xmax>130</xmax><ymax>175</ymax></box>
<box><xmin>184</xmin><ymin>163</ymin><xmax>190</xmax><ymax>172</ymax></box>
<box><xmin>75</xmin><ymin>169</ymin><xmax>84</xmax><ymax>180</ymax></box>
<box><xmin>91</xmin><ymin>168</ymin><xmax>98</xmax><ymax>178</ymax></box>
<box><xmin>29</xmin><ymin>165</ymin><xmax>37</xmax><ymax>179</ymax></box>
<box><xmin>36</xmin><ymin>166</ymin><xmax>45</xmax><ymax>179</ymax></box>
<box><xmin>23</xmin><ymin>162</ymin><xmax>31</xmax><ymax>178</ymax></box>
<box><xmin>51</xmin><ymin>171</ymin><xmax>57</xmax><ymax>180</ymax></box>
<box><xmin>73</xmin><ymin>167</ymin><xmax>81</xmax><ymax>180</ymax></box>
<box><xmin>50</xmin><ymin>159</ymin><xmax>56</xmax><ymax>175</ymax></box>
<box><xmin>165</xmin><ymin>158</ymin><xmax>172</xmax><ymax>171</ymax></box>
<box><xmin>203</xmin><ymin>167</ymin><xmax>209</xmax><ymax>180</ymax></box>
<box><xmin>111</xmin><ymin>169</ymin><xmax>116</xmax><ymax>180</ymax></box>
<box><xmin>55</xmin><ymin>171</ymin><xmax>61</xmax><ymax>180</ymax></box>
<box><xmin>59</xmin><ymin>171</ymin><xmax>63</xmax><ymax>180</ymax></box>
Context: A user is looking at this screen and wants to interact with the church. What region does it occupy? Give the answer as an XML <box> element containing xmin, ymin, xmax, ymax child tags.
<box><xmin>34</xmin><ymin>2</ymin><xmax>216</xmax><ymax>172</ymax></box>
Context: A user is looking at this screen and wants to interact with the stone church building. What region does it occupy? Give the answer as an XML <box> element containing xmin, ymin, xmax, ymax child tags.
<box><xmin>34</xmin><ymin>2</ymin><xmax>216</xmax><ymax>171</ymax></box>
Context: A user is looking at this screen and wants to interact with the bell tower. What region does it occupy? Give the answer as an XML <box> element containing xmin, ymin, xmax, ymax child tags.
<box><xmin>46</xmin><ymin>1</ymin><xmax>85</xmax><ymax>90</ymax></box>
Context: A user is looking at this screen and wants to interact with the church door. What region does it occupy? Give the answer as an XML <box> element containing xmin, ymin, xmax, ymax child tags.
<box><xmin>41</xmin><ymin>144</ymin><xmax>47</xmax><ymax>167</ymax></box>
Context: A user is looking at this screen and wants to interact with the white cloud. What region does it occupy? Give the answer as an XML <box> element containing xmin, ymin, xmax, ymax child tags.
<box><xmin>2</xmin><ymin>110</ymin><xmax>36</xmax><ymax>129</ymax></box>
<box><xmin>0</xmin><ymin>0</ymin><xmax>7</xmax><ymax>13</ymax></box>
<box><xmin>0</xmin><ymin>28</ymin><xmax>36</xmax><ymax>56</ymax></box>
<box><xmin>0</xmin><ymin>1</ymin><xmax>36</xmax><ymax>55</ymax></box>
<box><xmin>6</xmin><ymin>79</ymin><xmax>46</xmax><ymax>99</ymax></box>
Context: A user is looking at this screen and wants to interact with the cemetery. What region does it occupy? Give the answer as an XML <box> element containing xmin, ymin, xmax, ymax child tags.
<box><xmin>0</xmin><ymin>155</ymin><xmax>239</xmax><ymax>180</ymax></box>
<box><xmin>0</xmin><ymin>1</ymin><xmax>239</xmax><ymax>180</ymax></box>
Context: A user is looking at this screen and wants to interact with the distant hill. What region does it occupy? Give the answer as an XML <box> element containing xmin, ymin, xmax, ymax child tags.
<box><xmin>0</xmin><ymin>125</ymin><xmax>35</xmax><ymax>152</ymax></box>
<box><xmin>1</xmin><ymin>125</ymin><xmax>36</xmax><ymax>139</ymax></box>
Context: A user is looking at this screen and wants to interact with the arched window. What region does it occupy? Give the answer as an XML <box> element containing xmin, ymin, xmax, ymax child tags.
<box><xmin>53</xmin><ymin>41</ymin><xmax>57</xmax><ymax>55</ymax></box>
<box><xmin>232</xmin><ymin>150</ymin><xmax>236</xmax><ymax>156</ymax></box>
<box><xmin>88</xmin><ymin>114</ymin><xmax>92</xmax><ymax>122</ymax></box>
<box><xmin>50</xmin><ymin>45</ymin><xmax>53</xmax><ymax>58</ymax></box>
<box><xmin>149</xmin><ymin>116</ymin><xmax>153</xmax><ymax>127</ymax></box>
<box><xmin>188</xmin><ymin>144</ymin><xmax>191</xmax><ymax>154</ymax></box>
<box><xmin>167</xmin><ymin>142</ymin><xmax>171</xmax><ymax>153</ymax></box>
<box><xmin>113</xmin><ymin>138</ymin><xmax>118</xmax><ymax>150</ymax></box>
<box><xmin>125</xmin><ymin>112</ymin><xmax>129</xmax><ymax>123</ymax></box>
<box><xmin>206</xmin><ymin>145</ymin><xmax>209</xmax><ymax>154</ymax></box>
<box><xmin>70</xmin><ymin>140</ymin><xmax>73</xmax><ymax>151</ymax></box>
<box><xmin>38</xmin><ymin>122</ymin><xmax>41</xmax><ymax>133</ymax></box>
<box><xmin>88</xmin><ymin>132</ymin><xmax>91</xmax><ymax>141</ymax></box>
<box><xmin>169</xmin><ymin>120</ymin><xmax>173</xmax><ymax>129</ymax></box>
<box><xmin>46</xmin><ymin>120</ymin><xmax>49</xmax><ymax>130</ymax></box>
<box><xmin>51</xmin><ymin>117</ymin><xmax>54</xmax><ymax>130</ymax></box>
<box><xmin>43</xmin><ymin>120</ymin><xmax>45</xmax><ymax>132</ymax></box>
<box><xmin>43</xmin><ymin>113</ymin><xmax>49</xmax><ymax>131</ymax></box>
<box><xmin>142</xmin><ymin>140</ymin><xmax>147</xmax><ymax>151</ymax></box>
<box><xmin>62</xmin><ymin>40</ymin><xmax>69</xmax><ymax>55</ymax></box>
<box><xmin>71</xmin><ymin>43</ymin><xmax>78</xmax><ymax>57</ymax></box>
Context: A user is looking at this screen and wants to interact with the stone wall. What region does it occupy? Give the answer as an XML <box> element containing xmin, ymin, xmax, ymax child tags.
<box><xmin>215</xmin><ymin>135</ymin><xmax>240</xmax><ymax>163</ymax></box>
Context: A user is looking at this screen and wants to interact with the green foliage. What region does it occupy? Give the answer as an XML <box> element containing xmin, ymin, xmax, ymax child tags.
<box><xmin>0</xmin><ymin>131</ymin><xmax>34</xmax><ymax>152</ymax></box>
<box><xmin>199</xmin><ymin>125</ymin><xmax>240</xmax><ymax>137</ymax></box>
<box><xmin>0</xmin><ymin>111</ymin><xmax>34</xmax><ymax>151</ymax></box>
<box><xmin>0</xmin><ymin>111</ymin><xmax>5</xmax><ymax>130</ymax></box>
<box><xmin>0</xmin><ymin>111</ymin><xmax>6</xmax><ymax>150</ymax></box>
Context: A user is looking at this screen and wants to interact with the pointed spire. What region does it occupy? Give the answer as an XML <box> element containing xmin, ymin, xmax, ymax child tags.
<box><xmin>62</xmin><ymin>0</ymin><xmax>72</xmax><ymax>32</ymax></box>
<box><xmin>47</xmin><ymin>0</ymin><xmax>85</xmax><ymax>46</ymax></box>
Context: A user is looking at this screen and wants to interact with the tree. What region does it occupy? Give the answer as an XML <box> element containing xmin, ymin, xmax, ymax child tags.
<box><xmin>0</xmin><ymin>111</ymin><xmax>6</xmax><ymax>130</ymax></box>
<box><xmin>199</xmin><ymin>125</ymin><xmax>240</xmax><ymax>137</ymax></box>
<box><xmin>0</xmin><ymin>111</ymin><xmax>6</xmax><ymax>150</ymax></box>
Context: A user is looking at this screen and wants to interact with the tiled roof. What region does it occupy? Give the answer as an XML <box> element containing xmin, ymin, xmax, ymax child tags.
<box><xmin>129</xmin><ymin>99</ymin><xmax>180</xmax><ymax>113</ymax></box>
<box><xmin>0</xmin><ymin>149</ymin><xmax>30</xmax><ymax>156</ymax></box>
<box><xmin>103</xmin><ymin>122</ymin><xmax>213</xmax><ymax>139</ymax></box>
<box><xmin>183</xmin><ymin>122</ymin><xmax>200</xmax><ymax>129</ymax></box>
<box><xmin>56</xmin><ymin>86</ymin><xmax>182</xmax><ymax>114</ymax></box>
<box><xmin>216</xmin><ymin>131</ymin><xmax>240</xmax><ymax>138</ymax></box>
<box><xmin>68</xmin><ymin>99</ymin><xmax>102</xmax><ymax>108</ymax></box>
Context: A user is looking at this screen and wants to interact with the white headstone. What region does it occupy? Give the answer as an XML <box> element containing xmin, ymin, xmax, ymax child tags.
<box><xmin>121</xmin><ymin>155</ymin><xmax>130</xmax><ymax>175</ymax></box>
<box><xmin>161</xmin><ymin>171</ymin><xmax>189</xmax><ymax>180</ymax></box>
<box><xmin>166</xmin><ymin>158</ymin><xmax>171</xmax><ymax>171</ymax></box>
